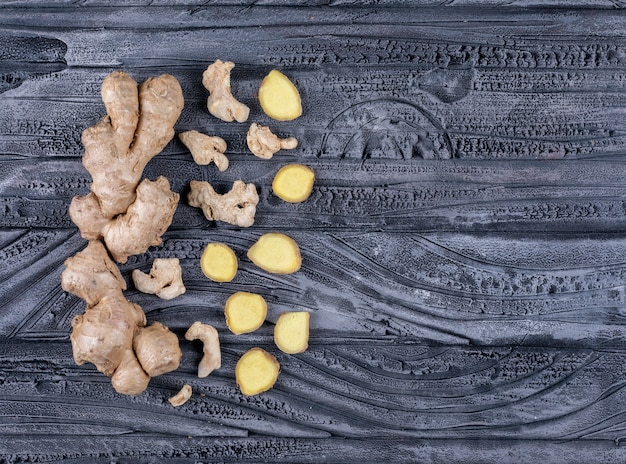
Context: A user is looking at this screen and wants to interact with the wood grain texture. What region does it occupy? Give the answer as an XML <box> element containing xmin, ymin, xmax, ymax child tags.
<box><xmin>1</xmin><ymin>3</ymin><xmax>626</xmax><ymax>463</ymax></box>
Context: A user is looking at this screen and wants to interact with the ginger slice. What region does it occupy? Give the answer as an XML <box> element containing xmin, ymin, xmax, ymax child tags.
<box><xmin>179</xmin><ymin>130</ymin><xmax>229</xmax><ymax>171</ymax></box>
<box><xmin>200</xmin><ymin>242</ymin><xmax>238</xmax><ymax>282</ymax></box>
<box><xmin>246</xmin><ymin>123</ymin><xmax>298</xmax><ymax>159</ymax></box>
<box><xmin>247</xmin><ymin>233</ymin><xmax>302</xmax><ymax>274</ymax></box>
<box><xmin>132</xmin><ymin>258</ymin><xmax>186</xmax><ymax>300</ymax></box>
<box><xmin>272</xmin><ymin>164</ymin><xmax>315</xmax><ymax>203</ymax></box>
<box><xmin>235</xmin><ymin>348</ymin><xmax>280</xmax><ymax>396</ymax></box>
<box><xmin>188</xmin><ymin>180</ymin><xmax>258</xmax><ymax>228</ymax></box>
<box><xmin>202</xmin><ymin>60</ymin><xmax>250</xmax><ymax>123</ymax></box>
<box><xmin>224</xmin><ymin>291</ymin><xmax>267</xmax><ymax>335</ymax></box>
<box><xmin>274</xmin><ymin>312</ymin><xmax>310</xmax><ymax>354</ymax></box>
<box><xmin>169</xmin><ymin>384</ymin><xmax>193</xmax><ymax>407</ymax></box>
<box><xmin>185</xmin><ymin>322</ymin><xmax>221</xmax><ymax>378</ymax></box>
<box><xmin>258</xmin><ymin>69</ymin><xmax>302</xmax><ymax>121</ymax></box>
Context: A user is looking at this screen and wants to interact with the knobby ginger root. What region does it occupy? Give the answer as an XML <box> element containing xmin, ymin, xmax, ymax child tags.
<box><xmin>224</xmin><ymin>291</ymin><xmax>267</xmax><ymax>335</ymax></box>
<box><xmin>236</xmin><ymin>348</ymin><xmax>280</xmax><ymax>396</ymax></box>
<box><xmin>185</xmin><ymin>322</ymin><xmax>221</xmax><ymax>378</ymax></box>
<box><xmin>179</xmin><ymin>130</ymin><xmax>229</xmax><ymax>171</ymax></box>
<box><xmin>247</xmin><ymin>232</ymin><xmax>302</xmax><ymax>274</ymax></box>
<box><xmin>258</xmin><ymin>69</ymin><xmax>302</xmax><ymax>121</ymax></box>
<box><xmin>272</xmin><ymin>164</ymin><xmax>315</xmax><ymax>203</ymax></box>
<box><xmin>202</xmin><ymin>60</ymin><xmax>250</xmax><ymax>123</ymax></box>
<box><xmin>61</xmin><ymin>241</ymin><xmax>181</xmax><ymax>396</ymax></box>
<box><xmin>274</xmin><ymin>312</ymin><xmax>310</xmax><ymax>354</ymax></box>
<box><xmin>246</xmin><ymin>123</ymin><xmax>298</xmax><ymax>159</ymax></box>
<box><xmin>188</xmin><ymin>180</ymin><xmax>258</xmax><ymax>227</ymax></box>
<box><xmin>169</xmin><ymin>384</ymin><xmax>192</xmax><ymax>407</ymax></box>
<box><xmin>200</xmin><ymin>242</ymin><xmax>238</xmax><ymax>283</ymax></box>
<box><xmin>132</xmin><ymin>258</ymin><xmax>186</xmax><ymax>300</ymax></box>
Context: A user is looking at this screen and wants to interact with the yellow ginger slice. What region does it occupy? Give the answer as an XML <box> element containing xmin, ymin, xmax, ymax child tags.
<box><xmin>200</xmin><ymin>242</ymin><xmax>238</xmax><ymax>282</ymax></box>
<box><xmin>258</xmin><ymin>69</ymin><xmax>302</xmax><ymax>121</ymax></box>
<box><xmin>247</xmin><ymin>233</ymin><xmax>301</xmax><ymax>274</ymax></box>
<box><xmin>225</xmin><ymin>292</ymin><xmax>267</xmax><ymax>334</ymax></box>
<box><xmin>272</xmin><ymin>164</ymin><xmax>315</xmax><ymax>203</ymax></box>
<box><xmin>274</xmin><ymin>312</ymin><xmax>310</xmax><ymax>354</ymax></box>
<box><xmin>236</xmin><ymin>348</ymin><xmax>280</xmax><ymax>396</ymax></box>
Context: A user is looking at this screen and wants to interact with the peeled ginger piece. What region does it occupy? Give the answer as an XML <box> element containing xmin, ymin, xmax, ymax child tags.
<box><xmin>200</xmin><ymin>242</ymin><xmax>238</xmax><ymax>282</ymax></box>
<box><xmin>274</xmin><ymin>312</ymin><xmax>310</xmax><ymax>354</ymax></box>
<box><xmin>258</xmin><ymin>69</ymin><xmax>302</xmax><ymax>121</ymax></box>
<box><xmin>247</xmin><ymin>232</ymin><xmax>301</xmax><ymax>274</ymax></box>
<box><xmin>236</xmin><ymin>347</ymin><xmax>280</xmax><ymax>396</ymax></box>
<box><xmin>272</xmin><ymin>164</ymin><xmax>315</xmax><ymax>203</ymax></box>
<box><xmin>225</xmin><ymin>291</ymin><xmax>267</xmax><ymax>334</ymax></box>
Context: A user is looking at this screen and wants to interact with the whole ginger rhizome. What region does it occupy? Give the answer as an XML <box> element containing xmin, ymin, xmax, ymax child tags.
<box><xmin>62</xmin><ymin>71</ymin><xmax>184</xmax><ymax>396</ymax></box>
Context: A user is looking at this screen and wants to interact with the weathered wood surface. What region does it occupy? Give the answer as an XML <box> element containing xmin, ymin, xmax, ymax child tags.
<box><xmin>1</xmin><ymin>2</ymin><xmax>626</xmax><ymax>462</ymax></box>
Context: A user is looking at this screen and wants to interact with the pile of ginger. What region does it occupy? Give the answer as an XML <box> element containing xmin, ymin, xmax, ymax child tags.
<box><xmin>62</xmin><ymin>61</ymin><xmax>313</xmax><ymax>400</ymax></box>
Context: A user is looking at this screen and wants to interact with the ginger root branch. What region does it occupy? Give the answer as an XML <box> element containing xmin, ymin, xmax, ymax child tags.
<box><xmin>179</xmin><ymin>130</ymin><xmax>229</xmax><ymax>171</ymax></box>
<box><xmin>185</xmin><ymin>322</ymin><xmax>221</xmax><ymax>378</ymax></box>
<box><xmin>188</xmin><ymin>180</ymin><xmax>258</xmax><ymax>228</ymax></box>
<box><xmin>246</xmin><ymin>123</ymin><xmax>298</xmax><ymax>159</ymax></box>
<box><xmin>202</xmin><ymin>60</ymin><xmax>250</xmax><ymax>123</ymax></box>
<box><xmin>132</xmin><ymin>258</ymin><xmax>186</xmax><ymax>300</ymax></box>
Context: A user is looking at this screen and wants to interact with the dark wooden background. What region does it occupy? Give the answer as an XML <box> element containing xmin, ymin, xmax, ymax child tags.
<box><xmin>2</xmin><ymin>1</ymin><xmax>626</xmax><ymax>462</ymax></box>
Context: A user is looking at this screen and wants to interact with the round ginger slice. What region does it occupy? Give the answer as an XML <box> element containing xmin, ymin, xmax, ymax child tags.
<box><xmin>225</xmin><ymin>291</ymin><xmax>267</xmax><ymax>335</ymax></box>
<box><xmin>247</xmin><ymin>233</ymin><xmax>301</xmax><ymax>274</ymax></box>
<box><xmin>272</xmin><ymin>164</ymin><xmax>315</xmax><ymax>203</ymax></box>
<box><xmin>258</xmin><ymin>69</ymin><xmax>302</xmax><ymax>121</ymax></box>
<box><xmin>200</xmin><ymin>242</ymin><xmax>238</xmax><ymax>282</ymax></box>
<box><xmin>274</xmin><ymin>311</ymin><xmax>310</xmax><ymax>354</ymax></box>
<box><xmin>236</xmin><ymin>347</ymin><xmax>280</xmax><ymax>396</ymax></box>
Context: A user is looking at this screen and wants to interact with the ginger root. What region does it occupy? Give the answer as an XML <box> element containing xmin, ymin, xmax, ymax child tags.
<box><xmin>202</xmin><ymin>60</ymin><xmax>250</xmax><ymax>123</ymax></box>
<box><xmin>169</xmin><ymin>384</ymin><xmax>193</xmax><ymax>407</ymax></box>
<box><xmin>188</xmin><ymin>180</ymin><xmax>258</xmax><ymax>228</ymax></box>
<box><xmin>247</xmin><ymin>232</ymin><xmax>302</xmax><ymax>275</ymax></box>
<box><xmin>272</xmin><ymin>164</ymin><xmax>315</xmax><ymax>203</ymax></box>
<box><xmin>224</xmin><ymin>291</ymin><xmax>267</xmax><ymax>335</ymax></box>
<box><xmin>61</xmin><ymin>241</ymin><xmax>181</xmax><ymax>396</ymax></box>
<box><xmin>258</xmin><ymin>69</ymin><xmax>302</xmax><ymax>121</ymax></box>
<box><xmin>179</xmin><ymin>130</ymin><xmax>229</xmax><ymax>171</ymax></box>
<box><xmin>246</xmin><ymin>123</ymin><xmax>298</xmax><ymax>159</ymax></box>
<box><xmin>236</xmin><ymin>348</ymin><xmax>280</xmax><ymax>396</ymax></box>
<box><xmin>200</xmin><ymin>242</ymin><xmax>238</xmax><ymax>283</ymax></box>
<box><xmin>274</xmin><ymin>312</ymin><xmax>310</xmax><ymax>354</ymax></box>
<box><xmin>132</xmin><ymin>258</ymin><xmax>186</xmax><ymax>300</ymax></box>
<box><xmin>185</xmin><ymin>322</ymin><xmax>221</xmax><ymax>378</ymax></box>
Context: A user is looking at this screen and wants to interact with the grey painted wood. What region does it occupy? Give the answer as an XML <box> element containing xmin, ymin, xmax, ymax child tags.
<box><xmin>1</xmin><ymin>3</ymin><xmax>626</xmax><ymax>462</ymax></box>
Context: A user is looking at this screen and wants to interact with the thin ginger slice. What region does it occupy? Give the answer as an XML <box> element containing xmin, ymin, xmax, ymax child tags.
<box><xmin>236</xmin><ymin>347</ymin><xmax>280</xmax><ymax>396</ymax></box>
<box><xmin>274</xmin><ymin>312</ymin><xmax>310</xmax><ymax>354</ymax></box>
<box><xmin>225</xmin><ymin>292</ymin><xmax>267</xmax><ymax>334</ymax></box>
<box><xmin>258</xmin><ymin>69</ymin><xmax>302</xmax><ymax>121</ymax></box>
<box><xmin>200</xmin><ymin>242</ymin><xmax>238</xmax><ymax>282</ymax></box>
<box><xmin>247</xmin><ymin>233</ymin><xmax>301</xmax><ymax>274</ymax></box>
<box><xmin>272</xmin><ymin>164</ymin><xmax>315</xmax><ymax>203</ymax></box>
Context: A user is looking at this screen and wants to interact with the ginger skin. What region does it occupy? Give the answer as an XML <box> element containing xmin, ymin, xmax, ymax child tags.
<box><xmin>179</xmin><ymin>130</ymin><xmax>229</xmax><ymax>171</ymax></box>
<box><xmin>185</xmin><ymin>322</ymin><xmax>221</xmax><ymax>378</ymax></box>
<box><xmin>188</xmin><ymin>180</ymin><xmax>258</xmax><ymax>228</ymax></box>
<box><xmin>61</xmin><ymin>241</ymin><xmax>181</xmax><ymax>396</ymax></box>
<box><xmin>202</xmin><ymin>60</ymin><xmax>250</xmax><ymax>123</ymax></box>
<box><xmin>247</xmin><ymin>123</ymin><xmax>298</xmax><ymax>159</ymax></box>
<box><xmin>132</xmin><ymin>258</ymin><xmax>186</xmax><ymax>300</ymax></box>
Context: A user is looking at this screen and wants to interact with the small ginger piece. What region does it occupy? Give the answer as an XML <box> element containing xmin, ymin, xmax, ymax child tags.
<box><xmin>202</xmin><ymin>60</ymin><xmax>250</xmax><ymax>123</ymax></box>
<box><xmin>272</xmin><ymin>164</ymin><xmax>315</xmax><ymax>203</ymax></box>
<box><xmin>179</xmin><ymin>130</ymin><xmax>229</xmax><ymax>171</ymax></box>
<box><xmin>185</xmin><ymin>322</ymin><xmax>221</xmax><ymax>378</ymax></box>
<box><xmin>247</xmin><ymin>233</ymin><xmax>302</xmax><ymax>274</ymax></box>
<box><xmin>246</xmin><ymin>123</ymin><xmax>298</xmax><ymax>159</ymax></box>
<box><xmin>132</xmin><ymin>258</ymin><xmax>186</xmax><ymax>300</ymax></box>
<box><xmin>133</xmin><ymin>322</ymin><xmax>182</xmax><ymax>377</ymax></box>
<box><xmin>188</xmin><ymin>180</ymin><xmax>258</xmax><ymax>227</ymax></box>
<box><xmin>169</xmin><ymin>384</ymin><xmax>192</xmax><ymax>407</ymax></box>
<box><xmin>236</xmin><ymin>348</ymin><xmax>280</xmax><ymax>396</ymax></box>
<box><xmin>274</xmin><ymin>312</ymin><xmax>310</xmax><ymax>354</ymax></box>
<box><xmin>258</xmin><ymin>69</ymin><xmax>302</xmax><ymax>121</ymax></box>
<box><xmin>200</xmin><ymin>242</ymin><xmax>238</xmax><ymax>282</ymax></box>
<box><xmin>225</xmin><ymin>292</ymin><xmax>267</xmax><ymax>335</ymax></box>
